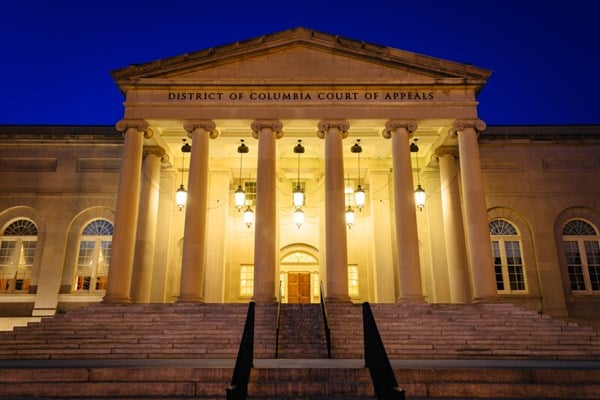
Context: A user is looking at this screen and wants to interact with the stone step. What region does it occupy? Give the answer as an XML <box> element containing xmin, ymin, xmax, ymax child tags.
<box><xmin>0</xmin><ymin>364</ymin><xmax>598</xmax><ymax>399</ymax></box>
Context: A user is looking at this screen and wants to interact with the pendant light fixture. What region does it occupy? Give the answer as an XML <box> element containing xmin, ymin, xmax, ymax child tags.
<box><xmin>243</xmin><ymin>205</ymin><xmax>254</xmax><ymax>228</ymax></box>
<box><xmin>345</xmin><ymin>174</ymin><xmax>355</xmax><ymax>229</ymax></box>
<box><xmin>410</xmin><ymin>138</ymin><xmax>426</xmax><ymax>211</ymax></box>
<box><xmin>351</xmin><ymin>139</ymin><xmax>365</xmax><ymax>211</ymax></box>
<box><xmin>234</xmin><ymin>139</ymin><xmax>248</xmax><ymax>212</ymax></box>
<box><xmin>175</xmin><ymin>138</ymin><xmax>191</xmax><ymax>211</ymax></box>
<box><xmin>293</xmin><ymin>139</ymin><xmax>305</xmax><ymax>228</ymax></box>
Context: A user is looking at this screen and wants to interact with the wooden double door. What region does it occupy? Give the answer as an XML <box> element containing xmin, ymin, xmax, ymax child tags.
<box><xmin>287</xmin><ymin>272</ymin><xmax>311</xmax><ymax>304</ymax></box>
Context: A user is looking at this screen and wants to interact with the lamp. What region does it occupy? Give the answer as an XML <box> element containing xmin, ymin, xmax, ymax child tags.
<box><xmin>345</xmin><ymin>206</ymin><xmax>355</xmax><ymax>229</ymax></box>
<box><xmin>345</xmin><ymin>173</ymin><xmax>355</xmax><ymax>229</ymax></box>
<box><xmin>234</xmin><ymin>139</ymin><xmax>248</xmax><ymax>211</ymax></box>
<box><xmin>243</xmin><ymin>205</ymin><xmax>254</xmax><ymax>228</ymax></box>
<box><xmin>410</xmin><ymin>138</ymin><xmax>426</xmax><ymax>211</ymax></box>
<box><xmin>293</xmin><ymin>140</ymin><xmax>305</xmax><ymax>207</ymax></box>
<box><xmin>351</xmin><ymin>139</ymin><xmax>365</xmax><ymax>211</ymax></box>
<box><xmin>175</xmin><ymin>138</ymin><xmax>191</xmax><ymax>211</ymax></box>
<box><xmin>292</xmin><ymin>140</ymin><xmax>305</xmax><ymax>228</ymax></box>
<box><xmin>293</xmin><ymin>207</ymin><xmax>304</xmax><ymax>229</ymax></box>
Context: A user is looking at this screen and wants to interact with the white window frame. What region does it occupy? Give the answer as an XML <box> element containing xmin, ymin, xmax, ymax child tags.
<box><xmin>562</xmin><ymin>219</ymin><xmax>600</xmax><ymax>294</ymax></box>
<box><xmin>490</xmin><ymin>219</ymin><xmax>527</xmax><ymax>294</ymax></box>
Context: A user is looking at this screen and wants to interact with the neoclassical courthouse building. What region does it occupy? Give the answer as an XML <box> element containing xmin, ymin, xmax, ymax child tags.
<box><xmin>1</xmin><ymin>28</ymin><xmax>599</xmax><ymax>328</ymax></box>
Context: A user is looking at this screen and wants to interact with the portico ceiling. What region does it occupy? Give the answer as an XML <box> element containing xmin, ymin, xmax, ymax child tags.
<box><xmin>147</xmin><ymin>118</ymin><xmax>455</xmax><ymax>171</ymax></box>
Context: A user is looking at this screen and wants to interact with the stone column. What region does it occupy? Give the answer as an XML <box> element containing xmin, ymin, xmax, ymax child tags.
<box><xmin>450</xmin><ymin>119</ymin><xmax>497</xmax><ymax>302</ymax></box>
<box><xmin>318</xmin><ymin>120</ymin><xmax>350</xmax><ymax>302</ymax></box>
<box><xmin>382</xmin><ymin>120</ymin><xmax>424</xmax><ymax>302</ymax></box>
<box><xmin>436</xmin><ymin>147</ymin><xmax>470</xmax><ymax>303</ymax></box>
<box><xmin>104</xmin><ymin>119</ymin><xmax>148</xmax><ymax>303</ymax></box>
<box><xmin>177</xmin><ymin>120</ymin><xmax>219</xmax><ymax>303</ymax></box>
<box><xmin>251</xmin><ymin>120</ymin><xmax>283</xmax><ymax>303</ymax></box>
<box><xmin>131</xmin><ymin>146</ymin><xmax>164</xmax><ymax>303</ymax></box>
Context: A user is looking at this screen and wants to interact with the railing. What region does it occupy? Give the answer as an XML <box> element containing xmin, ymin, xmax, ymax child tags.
<box><xmin>319</xmin><ymin>281</ymin><xmax>332</xmax><ymax>358</ymax></box>
<box><xmin>362</xmin><ymin>302</ymin><xmax>405</xmax><ymax>400</ymax></box>
<box><xmin>226</xmin><ymin>301</ymin><xmax>255</xmax><ymax>400</ymax></box>
<box><xmin>275</xmin><ymin>280</ymin><xmax>283</xmax><ymax>358</ymax></box>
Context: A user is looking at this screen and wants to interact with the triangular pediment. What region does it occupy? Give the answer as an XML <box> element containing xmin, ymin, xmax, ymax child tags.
<box><xmin>112</xmin><ymin>27</ymin><xmax>491</xmax><ymax>90</ymax></box>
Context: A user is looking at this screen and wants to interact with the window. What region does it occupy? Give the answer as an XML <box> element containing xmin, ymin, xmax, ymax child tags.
<box><xmin>348</xmin><ymin>264</ymin><xmax>359</xmax><ymax>298</ymax></box>
<box><xmin>74</xmin><ymin>219</ymin><xmax>113</xmax><ymax>292</ymax></box>
<box><xmin>244</xmin><ymin>181</ymin><xmax>256</xmax><ymax>206</ymax></box>
<box><xmin>562</xmin><ymin>219</ymin><xmax>600</xmax><ymax>293</ymax></box>
<box><xmin>0</xmin><ymin>219</ymin><xmax>37</xmax><ymax>293</ymax></box>
<box><xmin>240</xmin><ymin>265</ymin><xmax>254</xmax><ymax>297</ymax></box>
<box><xmin>489</xmin><ymin>219</ymin><xmax>526</xmax><ymax>293</ymax></box>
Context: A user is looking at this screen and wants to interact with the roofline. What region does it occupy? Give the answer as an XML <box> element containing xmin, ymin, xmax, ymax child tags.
<box><xmin>111</xmin><ymin>27</ymin><xmax>492</xmax><ymax>82</ymax></box>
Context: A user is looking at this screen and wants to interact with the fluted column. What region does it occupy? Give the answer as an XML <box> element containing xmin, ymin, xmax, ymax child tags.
<box><xmin>450</xmin><ymin>119</ymin><xmax>497</xmax><ymax>302</ymax></box>
<box><xmin>104</xmin><ymin>119</ymin><xmax>148</xmax><ymax>303</ymax></box>
<box><xmin>436</xmin><ymin>147</ymin><xmax>470</xmax><ymax>303</ymax></box>
<box><xmin>318</xmin><ymin>120</ymin><xmax>350</xmax><ymax>302</ymax></box>
<box><xmin>130</xmin><ymin>146</ymin><xmax>164</xmax><ymax>303</ymax></box>
<box><xmin>383</xmin><ymin>120</ymin><xmax>424</xmax><ymax>302</ymax></box>
<box><xmin>251</xmin><ymin>120</ymin><xmax>283</xmax><ymax>303</ymax></box>
<box><xmin>178</xmin><ymin>120</ymin><xmax>219</xmax><ymax>303</ymax></box>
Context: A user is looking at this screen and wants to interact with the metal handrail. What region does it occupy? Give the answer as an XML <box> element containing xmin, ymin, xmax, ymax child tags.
<box><xmin>362</xmin><ymin>302</ymin><xmax>405</xmax><ymax>400</ymax></box>
<box><xmin>319</xmin><ymin>281</ymin><xmax>332</xmax><ymax>358</ymax></box>
<box><xmin>275</xmin><ymin>280</ymin><xmax>282</xmax><ymax>358</ymax></box>
<box><xmin>226</xmin><ymin>301</ymin><xmax>255</xmax><ymax>400</ymax></box>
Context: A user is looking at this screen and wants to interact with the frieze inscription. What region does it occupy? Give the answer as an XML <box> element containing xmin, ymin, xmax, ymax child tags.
<box><xmin>166</xmin><ymin>90</ymin><xmax>436</xmax><ymax>103</ymax></box>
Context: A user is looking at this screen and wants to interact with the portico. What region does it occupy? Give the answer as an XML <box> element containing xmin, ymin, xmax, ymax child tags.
<box><xmin>104</xmin><ymin>27</ymin><xmax>497</xmax><ymax>306</ymax></box>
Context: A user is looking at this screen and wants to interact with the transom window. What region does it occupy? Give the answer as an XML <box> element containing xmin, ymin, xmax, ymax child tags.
<box><xmin>562</xmin><ymin>219</ymin><xmax>600</xmax><ymax>293</ymax></box>
<box><xmin>489</xmin><ymin>219</ymin><xmax>526</xmax><ymax>293</ymax></box>
<box><xmin>74</xmin><ymin>219</ymin><xmax>113</xmax><ymax>293</ymax></box>
<box><xmin>0</xmin><ymin>219</ymin><xmax>37</xmax><ymax>293</ymax></box>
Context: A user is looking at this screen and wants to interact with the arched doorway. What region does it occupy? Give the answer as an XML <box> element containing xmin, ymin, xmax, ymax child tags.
<box><xmin>279</xmin><ymin>244</ymin><xmax>319</xmax><ymax>304</ymax></box>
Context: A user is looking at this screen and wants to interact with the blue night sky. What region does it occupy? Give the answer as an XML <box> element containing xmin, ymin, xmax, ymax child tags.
<box><xmin>1</xmin><ymin>0</ymin><xmax>598</xmax><ymax>126</ymax></box>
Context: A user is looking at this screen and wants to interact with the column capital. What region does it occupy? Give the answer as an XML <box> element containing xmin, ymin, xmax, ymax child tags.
<box><xmin>382</xmin><ymin>119</ymin><xmax>418</xmax><ymax>139</ymax></box>
<box><xmin>449</xmin><ymin>119</ymin><xmax>486</xmax><ymax>138</ymax></box>
<box><xmin>115</xmin><ymin>119</ymin><xmax>149</xmax><ymax>137</ymax></box>
<box><xmin>434</xmin><ymin>145</ymin><xmax>459</xmax><ymax>158</ymax></box>
<box><xmin>317</xmin><ymin>119</ymin><xmax>349</xmax><ymax>139</ymax></box>
<box><xmin>251</xmin><ymin>120</ymin><xmax>283</xmax><ymax>139</ymax></box>
<box><xmin>184</xmin><ymin>120</ymin><xmax>219</xmax><ymax>139</ymax></box>
<box><xmin>143</xmin><ymin>145</ymin><xmax>166</xmax><ymax>159</ymax></box>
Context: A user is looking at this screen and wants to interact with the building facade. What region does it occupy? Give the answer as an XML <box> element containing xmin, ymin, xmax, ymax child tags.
<box><xmin>1</xmin><ymin>28</ymin><xmax>599</xmax><ymax>327</ymax></box>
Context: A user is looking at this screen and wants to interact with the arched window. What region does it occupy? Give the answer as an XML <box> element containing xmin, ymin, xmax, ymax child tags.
<box><xmin>74</xmin><ymin>219</ymin><xmax>113</xmax><ymax>292</ymax></box>
<box><xmin>562</xmin><ymin>219</ymin><xmax>600</xmax><ymax>293</ymax></box>
<box><xmin>489</xmin><ymin>219</ymin><xmax>526</xmax><ymax>292</ymax></box>
<box><xmin>0</xmin><ymin>219</ymin><xmax>38</xmax><ymax>293</ymax></box>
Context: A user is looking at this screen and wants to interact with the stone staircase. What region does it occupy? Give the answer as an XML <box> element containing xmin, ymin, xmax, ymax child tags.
<box><xmin>327</xmin><ymin>302</ymin><xmax>600</xmax><ymax>360</ymax></box>
<box><xmin>0</xmin><ymin>303</ymin><xmax>277</xmax><ymax>360</ymax></box>
<box><xmin>0</xmin><ymin>301</ymin><xmax>599</xmax><ymax>399</ymax></box>
<box><xmin>275</xmin><ymin>304</ymin><xmax>328</xmax><ymax>358</ymax></box>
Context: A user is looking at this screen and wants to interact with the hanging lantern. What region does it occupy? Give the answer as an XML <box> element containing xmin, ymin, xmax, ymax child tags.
<box><xmin>293</xmin><ymin>140</ymin><xmax>305</xmax><ymax>208</ymax></box>
<box><xmin>175</xmin><ymin>185</ymin><xmax>187</xmax><ymax>211</ymax></box>
<box><xmin>235</xmin><ymin>139</ymin><xmax>248</xmax><ymax>211</ymax></box>
<box><xmin>411</xmin><ymin>138</ymin><xmax>426</xmax><ymax>211</ymax></box>
<box><xmin>243</xmin><ymin>205</ymin><xmax>254</xmax><ymax>228</ymax></box>
<box><xmin>175</xmin><ymin>138</ymin><xmax>190</xmax><ymax>211</ymax></box>
<box><xmin>293</xmin><ymin>207</ymin><xmax>304</xmax><ymax>229</ymax></box>
<box><xmin>345</xmin><ymin>206</ymin><xmax>355</xmax><ymax>229</ymax></box>
<box><xmin>414</xmin><ymin>184</ymin><xmax>426</xmax><ymax>211</ymax></box>
<box><xmin>351</xmin><ymin>139</ymin><xmax>365</xmax><ymax>210</ymax></box>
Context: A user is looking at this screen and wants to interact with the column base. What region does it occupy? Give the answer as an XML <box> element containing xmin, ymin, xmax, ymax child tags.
<box><xmin>176</xmin><ymin>295</ymin><xmax>204</xmax><ymax>303</ymax></box>
<box><xmin>325</xmin><ymin>295</ymin><xmax>352</xmax><ymax>303</ymax></box>
<box><xmin>252</xmin><ymin>295</ymin><xmax>277</xmax><ymax>303</ymax></box>
<box><xmin>396</xmin><ymin>295</ymin><xmax>426</xmax><ymax>303</ymax></box>
<box><xmin>102</xmin><ymin>295</ymin><xmax>132</xmax><ymax>304</ymax></box>
<box><xmin>471</xmin><ymin>295</ymin><xmax>499</xmax><ymax>304</ymax></box>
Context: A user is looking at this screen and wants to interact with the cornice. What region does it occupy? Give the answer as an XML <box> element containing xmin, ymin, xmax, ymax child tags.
<box><xmin>111</xmin><ymin>27</ymin><xmax>492</xmax><ymax>85</ymax></box>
